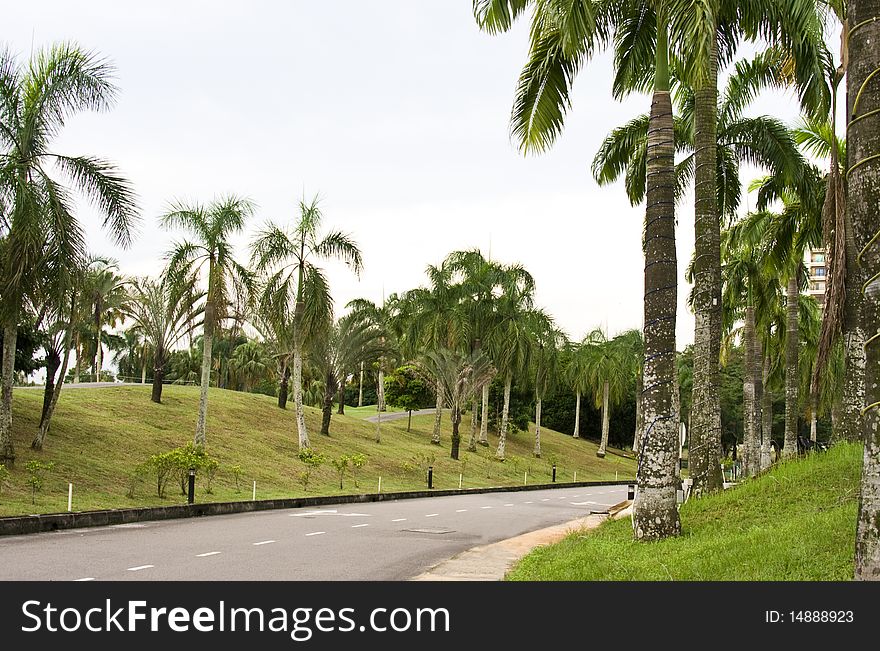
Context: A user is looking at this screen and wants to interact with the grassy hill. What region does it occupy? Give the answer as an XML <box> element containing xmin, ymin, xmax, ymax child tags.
<box><xmin>508</xmin><ymin>442</ymin><xmax>861</xmax><ymax>580</ymax></box>
<box><xmin>0</xmin><ymin>384</ymin><xmax>636</xmax><ymax>517</ymax></box>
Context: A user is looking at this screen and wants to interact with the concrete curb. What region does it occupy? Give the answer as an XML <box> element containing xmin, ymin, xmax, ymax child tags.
<box><xmin>0</xmin><ymin>480</ymin><xmax>633</xmax><ymax>537</ymax></box>
<box><xmin>411</xmin><ymin>499</ymin><xmax>633</xmax><ymax>581</ymax></box>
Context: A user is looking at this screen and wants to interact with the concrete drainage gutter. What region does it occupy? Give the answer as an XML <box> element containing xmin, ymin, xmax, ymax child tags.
<box><xmin>0</xmin><ymin>480</ymin><xmax>633</xmax><ymax>537</ymax></box>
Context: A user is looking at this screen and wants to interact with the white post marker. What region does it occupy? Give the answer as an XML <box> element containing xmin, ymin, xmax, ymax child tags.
<box><xmin>459</xmin><ymin>473</ymin><xmax>462</xmax><ymax>489</ymax></box>
<box><xmin>67</xmin><ymin>483</ymin><xmax>72</xmax><ymax>512</ymax></box>
<box><xmin>573</xmin><ymin>471</ymin><xmax>577</xmax><ymax>483</ymax></box>
<box><xmin>524</xmin><ymin>471</ymin><xmax>528</xmax><ymax>486</ymax></box>
<box><xmin>378</xmin><ymin>476</ymin><xmax>382</xmax><ymax>494</ymax></box>
<box><xmin>252</xmin><ymin>480</ymin><xmax>256</xmax><ymax>501</ymax></box>
<box><xmin>616</xmin><ymin>470</ymin><xmax>618</xmax><ymax>480</ymax></box>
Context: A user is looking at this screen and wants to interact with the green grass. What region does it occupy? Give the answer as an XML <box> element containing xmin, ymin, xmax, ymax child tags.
<box><xmin>507</xmin><ymin>442</ymin><xmax>862</xmax><ymax>581</ymax></box>
<box><xmin>0</xmin><ymin>384</ymin><xmax>635</xmax><ymax>517</ymax></box>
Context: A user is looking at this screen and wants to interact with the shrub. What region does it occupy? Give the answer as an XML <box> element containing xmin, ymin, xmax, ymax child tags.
<box><xmin>144</xmin><ymin>444</ymin><xmax>219</xmax><ymax>498</ymax></box>
<box><xmin>202</xmin><ymin>457</ymin><xmax>219</xmax><ymax>494</ymax></box>
<box><xmin>25</xmin><ymin>460</ymin><xmax>55</xmax><ymax>504</ymax></box>
<box><xmin>349</xmin><ymin>453</ymin><xmax>367</xmax><ymax>488</ymax></box>
<box><xmin>127</xmin><ymin>464</ymin><xmax>148</xmax><ymax>499</ymax></box>
<box><xmin>331</xmin><ymin>456</ymin><xmax>350</xmax><ymax>490</ymax></box>
<box><xmin>230</xmin><ymin>464</ymin><xmax>244</xmax><ymax>493</ymax></box>
<box><xmin>297</xmin><ymin>448</ymin><xmax>326</xmax><ymax>492</ymax></box>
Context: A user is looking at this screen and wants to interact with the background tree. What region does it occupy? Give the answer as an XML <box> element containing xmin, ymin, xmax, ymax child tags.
<box><xmin>162</xmin><ymin>194</ymin><xmax>254</xmax><ymax>447</ymax></box>
<box><xmin>384</xmin><ymin>364</ymin><xmax>433</xmax><ymax>432</ymax></box>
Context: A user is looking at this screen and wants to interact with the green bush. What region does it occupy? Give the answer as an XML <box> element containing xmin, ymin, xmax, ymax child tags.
<box><xmin>297</xmin><ymin>448</ymin><xmax>326</xmax><ymax>492</ymax></box>
<box><xmin>127</xmin><ymin>464</ymin><xmax>148</xmax><ymax>498</ymax></box>
<box><xmin>25</xmin><ymin>460</ymin><xmax>55</xmax><ymax>504</ymax></box>
<box><xmin>349</xmin><ymin>453</ymin><xmax>367</xmax><ymax>488</ymax></box>
<box><xmin>145</xmin><ymin>443</ymin><xmax>219</xmax><ymax>498</ymax></box>
<box><xmin>331</xmin><ymin>456</ymin><xmax>350</xmax><ymax>490</ymax></box>
<box><xmin>230</xmin><ymin>464</ymin><xmax>243</xmax><ymax>493</ymax></box>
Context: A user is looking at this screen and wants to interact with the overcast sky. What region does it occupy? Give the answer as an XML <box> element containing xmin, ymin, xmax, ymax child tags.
<box><xmin>6</xmin><ymin>1</ymin><xmax>832</xmax><ymax>352</ymax></box>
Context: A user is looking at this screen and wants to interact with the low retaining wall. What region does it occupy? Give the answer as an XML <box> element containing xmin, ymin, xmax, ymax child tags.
<box><xmin>0</xmin><ymin>480</ymin><xmax>633</xmax><ymax>537</ymax></box>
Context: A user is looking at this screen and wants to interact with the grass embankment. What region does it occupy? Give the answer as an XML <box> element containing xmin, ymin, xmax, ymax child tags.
<box><xmin>0</xmin><ymin>385</ymin><xmax>635</xmax><ymax>517</ymax></box>
<box><xmin>508</xmin><ymin>442</ymin><xmax>861</xmax><ymax>581</ymax></box>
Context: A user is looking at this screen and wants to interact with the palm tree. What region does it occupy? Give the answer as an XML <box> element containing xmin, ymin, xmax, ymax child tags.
<box><xmin>581</xmin><ymin>329</ymin><xmax>629</xmax><ymax>458</ymax></box>
<box><xmin>0</xmin><ymin>43</ymin><xmax>139</xmax><ymax>465</ymax></box>
<box><xmin>613</xmin><ymin>329</ymin><xmax>645</xmax><ymax>452</ymax></box>
<box><xmin>489</xmin><ymin>265</ymin><xmax>536</xmax><ymax>460</ymax></box>
<box><xmin>848</xmin><ymin>0</ymin><xmax>880</xmax><ymax>579</ymax></box>
<box><xmin>229</xmin><ymin>340</ymin><xmax>273</xmax><ymax>392</ymax></box>
<box><xmin>253</xmin><ymin>302</ymin><xmax>295</xmax><ymax>409</ymax></box>
<box><xmin>416</xmin><ymin>348</ymin><xmax>496</xmax><ymax>460</ymax></box>
<box><xmin>162</xmin><ymin>194</ymin><xmax>254</xmax><ymax>447</ymax></box>
<box><xmin>123</xmin><ymin>273</ymin><xmax>204</xmax><ymax>403</ymax></box>
<box><xmin>529</xmin><ymin>312</ymin><xmax>563</xmax><ymax>458</ymax></box>
<box><xmin>84</xmin><ymin>257</ymin><xmax>129</xmax><ymax>381</ymax></box>
<box><xmin>562</xmin><ymin>339</ymin><xmax>590</xmax><ymax>438</ymax></box>
<box><xmin>252</xmin><ymin>195</ymin><xmax>363</xmax><ymax>450</ymax></box>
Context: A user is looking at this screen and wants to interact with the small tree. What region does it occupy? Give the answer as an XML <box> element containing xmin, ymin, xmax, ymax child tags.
<box><xmin>230</xmin><ymin>464</ymin><xmax>244</xmax><ymax>493</ymax></box>
<box><xmin>298</xmin><ymin>448</ymin><xmax>326</xmax><ymax>491</ymax></box>
<box><xmin>384</xmin><ymin>365</ymin><xmax>433</xmax><ymax>432</ymax></box>
<box><xmin>349</xmin><ymin>453</ymin><xmax>366</xmax><ymax>488</ymax></box>
<box><xmin>331</xmin><ymin>455</ymin><xmax>350</xmax><ymax>490</ymax></box>
<box><xmin>25</xmin><ymin>461</ymin><xmax>55</xmax><ymax>504</ymax></box>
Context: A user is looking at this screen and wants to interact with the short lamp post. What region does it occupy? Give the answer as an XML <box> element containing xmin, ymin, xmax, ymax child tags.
<box><xmin>187</xmin><ymin>468</ymin><xmax>196</xmax><ymax>505</ymax></box>
<box><xmin>551</xmin><ymin>464</ymin><xmax>557</xmax><ymax>483</ymax></box>
<box><xmin>427</xmin><ymin>466</ymin><xmax>433</xmax><ymax>489</ymax></box>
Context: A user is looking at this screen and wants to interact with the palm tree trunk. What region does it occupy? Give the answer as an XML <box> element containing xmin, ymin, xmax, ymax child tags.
<box><xmin>94</xmin><ymin>307</ymin><xmax>103</xmax><ymax>382</ymax></box>
<box><xmin>633</xmin><ymin>372</ymin><xmax>643</xmax><ymax>453</ymax></box>
<box><xmin>337</xmin><ymin>379</ymin><xmax>345</xmax><ymax>415</ymax></box>
<box><xmin>375</xmin><ymin>405</ymin><xmax>381</xmax><ymax>443</ymax></box>
<box><xmin>195</xmin><ymin>296</ymin><xmax>214</xmax><ymax>448</ymax></box>
<box><xmin>783</xmin><ymin>275</ymin><xmax>799</xmax><ymax>459</ymax></box>
<box><xmin>141</xmin><ymin>344</ymin><xmax>147</xmax><ymax>384</ymax></box>
<box><xmin>761</xmin><ymin>353</ymin><xmax>773</xmax><ymax>470</ymax></box>
<box><xmin>467</xmin><ymin>393</ymin><xmax>478</xmax><ymax>452</ymax></box>
<box><xmin>40</xmin><ymin>348</ymin><xmax>61</xmax><ymax>426</ymax></box>
<box><xmin>838</xmin><ymin>214</ymin><xmax>866</xmax><ymax>443</ymax></box>
<box><xmin>74</xmin><ymin>332</ymin><xmax>81</xmax><ymax>383</ymax></box>
<box><xmin>632</xmin><ymin>17</ymin><xmax>680</xmax><ymax>540</ymax></box>
<box><xmin>478</xmin><ymin>382</ymin><xmax>489</xmax><ymax>445</ymax></box>
<box><xmin>293</xmin><ymin>333</ymin><xmax>309</xmax><ymax>450</ymax></box>
<box><xmin>752</xmin><ymin>331</ymin><xmax>764</xmax><ymax>476</ymax></box>
<box><xmin>742</xmin><ymin>306</ymin><xmax>758</xmax><ymax>477</ymax></box>
<box><xmin>151</xmin><ymin>346</ymin><xmax>165</xmax><ymax>404</ymax></box>
<box><xmin>573</xmin><ymin>390</ymin><xmax>581</xmax><ymax>438</ymax></box>
<box><xmin>358</xmin><ymin>360</ymin><xmax>364</xmax><ymax>407</ymax></box>
<box><xmin>598</xmin><ymin>381</ymin><xmax>610</xmax><ymax>457</ymax></box>
<box><xmin>0</xmin><ymin>322</ymin><xmax>18</xmax><ymax>465</ymax></box>
<box><xmin>278</xmin><ymin>364</ymin><xmax>290</xmax><ymax>409</ymax></box>
<box><xmin>495</xmin><ymin>373</ymin><xmax>512</xmax><ymax>460</ymax></box>
<box><xmin>431</xmin><ymin>394</ymin><xmax>442</xmax><ymax>444</ymax></box>
<box><xmin>690</xmin><ymin>25</ymin><xmax>724</xmax><ymax>496</ymax></box>
<box><xmin>852</xmin><ymin>0</ymin><xmax>880</xmax><ymax>579</ymax></box>
<box><xmin>533</xmin><ymin>396</ymin><xmax>542</xmax><ymax>457</ymax></box>
<box><xmin>450</xmin><ymin>409</ymin><xmax>461</xmax><ymax>460</ymax></box>
<box><xmin>377</xmin><ymin>368</ymin><xmax>385</xmax><ymax>412</ymax></box>
<box><xmin>320</xmin><ymin>370</ymin><xmax>334</xmax><ymax>436</ymax></box>
<box><xmin>810</xmin><ymin>397</ymin><xmax>818</xmax><ymax>443</ymax></box>
<box><xmin>32</xmin><ymin>330</ymin><xmax>73</xmax><ymax>451</ymax></box>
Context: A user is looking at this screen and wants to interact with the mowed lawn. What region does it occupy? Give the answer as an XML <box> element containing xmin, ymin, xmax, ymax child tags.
<box><xmin>508</xmin><ymin>442</ymin><xmax>861</xmax><ymax>581</ymax></box>
<box><xmin>0</xmin><ymin>384</ymin><xmax>635</xmax><ymax>516</ymax></box>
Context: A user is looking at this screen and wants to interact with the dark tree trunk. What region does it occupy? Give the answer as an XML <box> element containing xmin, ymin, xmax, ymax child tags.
<box><xmin>40</xmin><ymin>347</ymin><xmax>61</xmax><ymax>426</ymax></box>
<box><xmin>407</xmin><ymin>409</ymin><xmax>412</xmax><ymax>432</ymax></box>
<box><xmin>632</xmin><ymin>21</ymin><xmax>681</xmax><ymax>541</ymax></box>
<box><xmin>278</xmin><ymin>365</ymin><xmax>290</xmax><ymax>409</ymax></box>
<box><xmin>151</xmin><ymin>353</ymin><xmax>165</xmax><ymax>404</ymax></box>
<box><xmin>850</xmin><ymin>0</ymin><xmax>880</xmax><ymax>579</ymax></box>
<box><xmin>783</xmin><ymin>275</ymin><xmax>799</xmax><ymax>459</ymax></box>
<box><xmin>0</xmin><ymin>321</ymin><xmax>18</xmax><ymax>466</ymax></box>
<box><xmin>450</xmin><ymin>410</ymin><xmax>461</xmax><ymax>460</ymax></box>
<box><xmin>337</xmin><ymin>379</ymin><xmax>345</xmax><ymax>415</ymax></box>
<box><xmin>320</xmin><ymin>371</ymin><xmax>337</xmax><ymax>436</ymax></box>
<box><xmin>689</xmin><ymin>26</ymin><xmax>724</xmax><ymax>496</ymax></box>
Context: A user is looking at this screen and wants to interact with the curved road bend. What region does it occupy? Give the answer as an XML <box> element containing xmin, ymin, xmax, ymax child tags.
<box><xmin>0</xmin><ymin>485</ymin><xmax>627</xmax><ymax>581</ymax></box>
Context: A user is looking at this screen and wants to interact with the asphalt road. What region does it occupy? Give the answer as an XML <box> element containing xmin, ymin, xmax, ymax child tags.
<box><xmin>363</xmin><ymin>408</ymin><xmax>437</xmax><ymax>423</ymax></box>
<box><xmin>0</xmin><ymin>485</ymin><xmax>626</xmax><ymax>581</ymax></box>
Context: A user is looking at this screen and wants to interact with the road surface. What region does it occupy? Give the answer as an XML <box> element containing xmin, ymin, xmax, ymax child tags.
<box><xmin>0</xmin><ymin>484</ymin><xmax>626</xmax><ymax>581</ymax></box>
<box><xmin>363</xmin><ymin>408</ymin><xmax>437</xmax><ymax>423</ymax></box>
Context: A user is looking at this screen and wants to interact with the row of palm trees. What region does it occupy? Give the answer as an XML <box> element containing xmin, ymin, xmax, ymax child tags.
<box><xmin>471</xmin><ymin>0</ymin><xmax>878</xmax><ymax>574</ymax></box>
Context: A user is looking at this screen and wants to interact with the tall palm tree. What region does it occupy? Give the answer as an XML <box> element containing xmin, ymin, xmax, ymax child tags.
<box><xmin>162</xmin><ymin>195</ymin><xmax>254</xmax><ymax>447</ymax></box>
<box><xmin>0</xmin><ymin>43</ymin><xmax>139</xmax><ymax>465</ymax></box>
<box><xmin>124</xmin><ymin>273</ymin><xmax>204</xmax><ymax>403</ymax></box>
<box><xmin>613</xmin><ymin>328</ymin><xmax>645</xmax><ymax>452</ymax></box>
<box><xmin>84</xmin><ymin>257</ymin><xmax>128</xmax><ymax>381</ymax></box>
<box><xmin>416</xmin><ymin>348</ymin><xmax>496</xmax><ymax>460</ymax></box>
<box><xmin>562</xmin><ymin>338</ymin><xmax>590</xmax><ymax>438</ymax></box>
<box><xmin>850</xmin><ymin>0</ymin><xmax>880</xmax><ymax>580</ymax></box>
<box><xmin>229</xmin><ymin>340</ymin><xmax>273</xmax><ymax>392</ymax></box>
<box><xmin>529</xmin><ymin>311</ymin><xmax>563</xmax><ymax>458</ymax></box>
<box><xmin>251</xmin><ymin>195</ymin><xmax>362</xmax><ymax>450</ymax></box>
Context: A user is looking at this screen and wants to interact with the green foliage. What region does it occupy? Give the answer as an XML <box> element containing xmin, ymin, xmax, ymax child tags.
<box><xmin>487</xmin><ymin>378</ymin><xmax>531</xmax><ymax>434</ymax></box>
<box><xmin>230</xmin><ymin>464</ymin><xmax>244</xmax><ymax>493</ymax></box>
<box><xmin>297</xmin><ymin>448</ymin><xmax>326</xmax><ymax>491</ymax></box>
<box><xmin>349</xmin><ymin>453</ymin><xmax>366</xmax><ymax>488</ymax></box>
<box><xmin>25</xmin><ymin>461</ymin><xmax>55</xmax><ymax>504</ymax></box>
<box><xmin>202</xmin><ymin>457</ymin><xmax>219</xmax><ymax>494</ymax></box>
<box><xmin>384</xmin><ymin>365</ymin><xmax>433</xmax><ymax>415</ymax></box>
<box><xmin>331</xmin><ymin>455</ymin><xmax>350</xmax><ymax>489</ymax></box>
<box><xmin>126</xmin><ymin>464</ymin><xmax>148</xmax><ymax>499</ymax></box>
<box><xmin>144</xmin><ymin>443</ymin><xmax>218</xmax><ymax>498</ymax></box>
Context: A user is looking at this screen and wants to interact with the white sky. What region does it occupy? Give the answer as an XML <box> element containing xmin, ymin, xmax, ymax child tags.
<box><xmin>6</xmin><ymin>1</ymin><xmax>834</xmax><ymax>351</ymax></box>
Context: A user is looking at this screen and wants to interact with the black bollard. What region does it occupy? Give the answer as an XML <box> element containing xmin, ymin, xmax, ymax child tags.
<box><xmin>187</xmin><ymin>468</ymin><xmax>196</xmax><ymax>504</ymax></box>
<box><xmin>552</xmin><ymin>464</ymin><xmax>557</xmax><ymax>483</ymax></box>
<box><xmin>427</xmin><ymin>466</ymin><xmax>433</xmax><ymax>489</ymax></box>
<box><xmin>627</xmin><ymin>484</ymin><xmax>635</xmax><ymax>500</ymax></box>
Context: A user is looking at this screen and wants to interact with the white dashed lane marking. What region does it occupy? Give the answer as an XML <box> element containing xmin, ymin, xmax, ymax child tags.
<box><xmin>196</xmin><ymin>551</ymin><xmax>221</xmax><ymax>557</ymax></box>
<box><xmin>253</xmin><ymin>540</ymin><xmax>276</xmax><ymax>546</ymax></box>
<box><xmin>127</xmin><ymin>565</ymin><xmax>153</xmax><ymax>572</ymax></box>
<box><xmin>455</xmin><ymin>509</ymin><xmax>467</xmax><ymax>513</ymax></box>
<box><xmin>504</xmin><ymin>504</ymin><xmax>514</xmax><ymax>507</ymax></box>
<box><xmin>425</xmin><ymin>514</ymin><xmax>439</xmax><ymax>518</ymax></box>
<box><xmin>480</xmin><ymin>506</ymin><xmax>493</xmax><ymax>509</ymax></box>
<box><xmin>351</xmin><ymin>524</ymin><xmax>369</xmax><ymax>528</ymax></box>
<box><xmin>541</xmin><ymin>498</ymin><xmax>550</xmax><ymax>502</ymax></box>
<box><xmin>524</xmin><ymin>501</ymin><xmax>534</xmax><ymax>504</ymax></box>
<box><xmin>305</xmin><ymin>531</ymin><xmax>326</xmax><ymax>537</ymax></box>
<box><xmin>391</xmin><ymin>518</ymin><xmax>407</xmax><ymax>522</ymax></box>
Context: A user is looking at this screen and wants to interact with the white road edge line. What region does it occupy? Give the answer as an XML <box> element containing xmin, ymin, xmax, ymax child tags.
<box><xmin>196</xmin><ymin>551</ymin><xmax>221</xmax><ymax>557</ymax></box>
<box><xmin>127</xmin><ymin>565</ymin><xmax>153</xmax><ymax>572</ymax></box>
<box><xmin>351</xmin><ymin>523</ymin><xmax>369</xmax><ymax>528</ymax></box>
<box><xmin>305</xmin><ymin>531</ymin><xmax>326</xmax><ymax>536</ymax></box>
<box><xmin>253</xmin><ymin>540</ymin><xmax>276</xmax><ymax>546</ymax></box>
